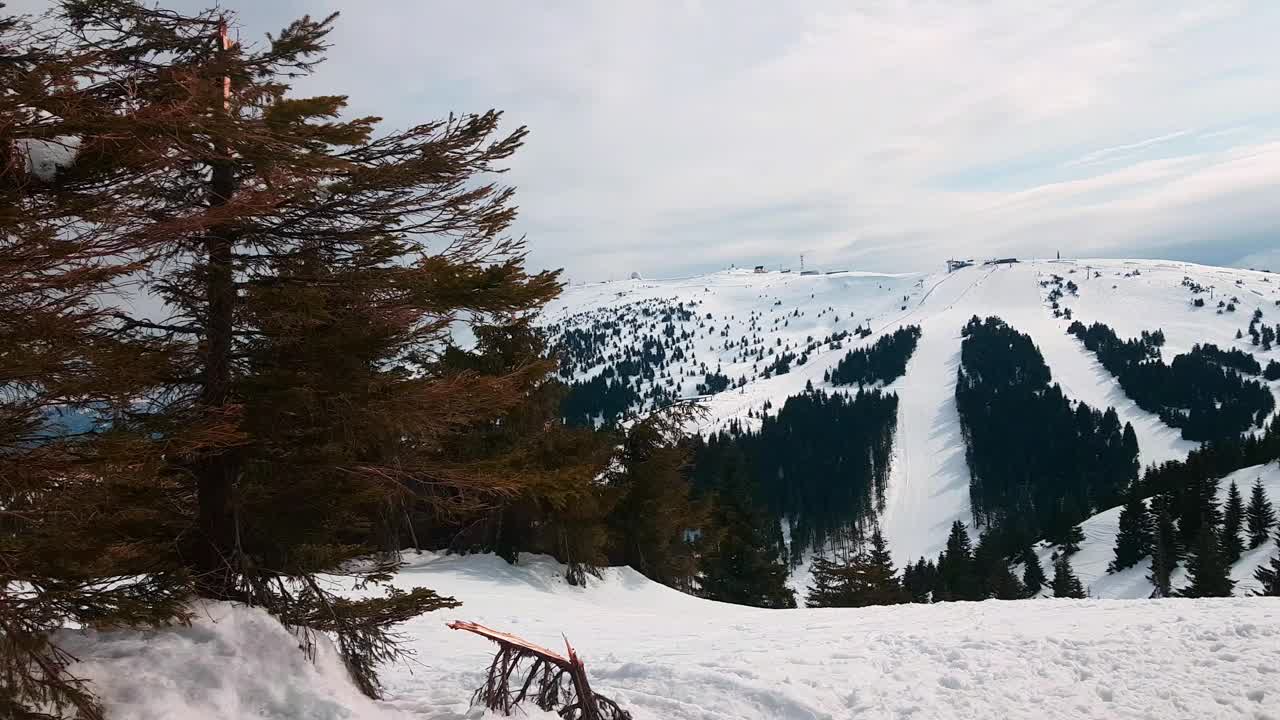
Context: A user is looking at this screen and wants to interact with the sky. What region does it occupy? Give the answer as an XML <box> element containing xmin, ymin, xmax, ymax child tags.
<box><xmin>20</xmin><ymin>1</ymin><xmax>1280</xmax><ymax>281</ymax></box>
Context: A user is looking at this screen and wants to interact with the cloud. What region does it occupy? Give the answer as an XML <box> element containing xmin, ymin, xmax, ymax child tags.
<box><xmin>12</xmin><ymin>0</ymin><xmax>1280</xmax><ymax>279</ymax></box>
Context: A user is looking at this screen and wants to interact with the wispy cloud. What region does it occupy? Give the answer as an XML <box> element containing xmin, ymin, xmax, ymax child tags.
<box><xmin>1062</xmin><ymin>131</ymin><xmax>1192</xmax><ymax>168</ymax></box>
<box><xmin>14</xmin><ymin>0</ymin><xmax>1280</xmax><ymax>278</ymax></box>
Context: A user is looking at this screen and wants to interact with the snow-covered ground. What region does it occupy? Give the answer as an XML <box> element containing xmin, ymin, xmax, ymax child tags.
<box><xmin>56</xmin><ymin>601</ymin><xmax>396</xmax><ymax>720</ymax></box>
<box><xmin>64</xmin><ymin>551</ymin><xmax>1280</xmax><ymax>719</ymax></box>
<box><xmin>548</xmin><ymin>259</ymin><xmax>1280</xmax><ymax>569</ymax></box>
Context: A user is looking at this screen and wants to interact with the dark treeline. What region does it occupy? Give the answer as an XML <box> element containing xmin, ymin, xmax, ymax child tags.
<box><xmin>815</xmin><ymin>518</ymin><xmax>1071</xmax><ymax>608</ymax></box>
<box><xmin>688</xmin><ymin>387</ymin><xmax>899</xmax><ymax>564</ymax></box>
<box><xmin>957</xmin><ymin>316</ymin><xmax>1139</xmax><ymax>543</ymax></box>
<box><xmin>826</xmin><ymin>325</ymin><xmax>922</xmax><ymax>386</ymax></box>
<box><xmin>1133</xmin><ymin>418</ymin><xmax>1280</xmax><ymax>550</ymax></box>
<box><xmin>560</xmin><ymin>373</ymin><xmax>642</xmax><ymax>427</ymax></box>
<box><xmin>1068</xmin><ymin>321</ymin><xmax>1274</xmax><ymax>442</ymax></box>
<box><xmin>1104</xmin><ymin>407</ymin><xmax>1280</xmax><ymax>597</ymax></box>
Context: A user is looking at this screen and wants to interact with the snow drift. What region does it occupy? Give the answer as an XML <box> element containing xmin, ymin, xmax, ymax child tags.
<box><xmin>61</xmin><ymin>552</ymin><xmax>1280</xmax><ymax>719</ymax></box>
<box><xmin>55</xmin><ymin>602</ymin><xmax>409</xmax><ymax>720</ymax></box>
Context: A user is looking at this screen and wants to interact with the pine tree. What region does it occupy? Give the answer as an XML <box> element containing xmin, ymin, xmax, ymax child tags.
<box><xmin>805</xmin><ymin>528</ymin><xmax>906</xmax><ymax>608</ymax></box>
<box><xmin>987</xmin><ymin>562</ymin><xmax>1026</xmax><ymax>600</ymax></box>
<box><xmin>1021</xmin><ymin>546</ymin><xmax>1046</xmax><ymax>595</ymax></box>
<box><xmin>1253</xmin><ymin>529</ymin><xmax>1280</xmax><ymax>596</ymax></box>
<box><xmin>1178</xmin><ymin>525</ymin><xmax>1235</xmax><ymax>597</ymax></box>
<box><xmin>606</xmin><ymin>405</ymin><xmax>709</xmax><ymax>591</ymax></box>
<box><xmin>1246</xmin><ymin>478</ymin><xmax>1276</xmax><ymax>549</ymax></box>
<box><xmin>1061</xmin><ymin>523</ymin><xmax>1086</xmax><ymax>556</ymax></box>
<box><xmin>861</xmin><ymin>527</ymin><xmax>908</xmax><ymax>606</ymax></box>
<box><xmin>437</xmin><ymin>325</ymin><xmax>616</xmax><ymax>581</ymax></box>
<box><xmin>1108</xmin><ymin>490</ymin><xmax>1152</xmax><ymax>573</ymax></box>
<box><xmin>1220</xmin><ymin>481</ymin><xmax>1246</xmax><ymax>564</ymax></box>
<box><xmin>936</xmin><ymin>521</ymin><xmax>981</xmax><ymax>601</ymax></box>
<box><xmin>52</xmin><ymin>0</ymin><xmax>569</xmax><ymax>697</ymax></box>
<box><xmin>1051</xmin><ymin>556</ymin><xmax>1086</xmax><ymax>598</ymax></box>
<box><xmin>903</xmin><ymin>557</ymin><xmax>935</xmax><ymax>603</ymax></box>
<box><xmin>0</xmin><ymin>9</ymin><xmax>193</xmax><ymax>715</ymax></box>
<box><xmin>805</xmin><ymin>556</ymin><xmax>847</xmax><ymax>608</ymax></box>
<box><xmin>1147</xmin><ymin>494</ymin><xmax>1180</xmax><ymax>598</ymax></box>
<box><xmin>700</xmin><ymin>466</ymin><xmax>796</xmax><ymax>609</ymax></box>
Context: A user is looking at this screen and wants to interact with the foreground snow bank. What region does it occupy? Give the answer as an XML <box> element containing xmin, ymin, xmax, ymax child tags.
<box><xmin>358</xmin><ymin>552</ymin><xmax>1280</xmax><ymax>719</ymax></box>
<box><xmin>57</xmin><ymin>602</ymin><xmax>407</xmax><ymax>720</ymax></box>
<box><xmin>58</xmin><ymin>553</ymin><xmax>1280</xmax><ymax>719</ymax></box>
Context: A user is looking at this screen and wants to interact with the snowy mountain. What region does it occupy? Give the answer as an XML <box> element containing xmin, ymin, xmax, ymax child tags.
<box><xmin>543</xmin><ymin>259</ymin><xmax>1280</xmax><ymax>594</ymax></box>
<box><xmin>53</xmin><ymin>259</ymin><xmax>1280</xmax><ymax>720</ymax></box>
<box><xmin>62</xmin><ymin>552</ymin><xmax>1280</xmax><ymax>719</ymax></box>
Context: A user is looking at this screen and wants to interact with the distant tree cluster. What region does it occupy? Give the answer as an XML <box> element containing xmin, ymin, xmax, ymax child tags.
<box><xmin>1102</xmin><ymin>410</ymin><xmax>1280</xmax><ymax>597</ymax></box>
<box><xmin>1068</xmin><ymin>321</ymin><xmax>1274</xmax><ymax>442</ymax></box>
<box><xmin>805</xmin><ymin>528</ymin><xmax>906</xmax><ymax>608</ymax></box>
<box><xmin>957</xmin><ymin>317</ymin><xmax>1139</xmax><ymax>543</ymax></box>
<box><xmin>689</xmin><ymin>387</ymin><xmax>899</xmax><ymax>566</ymax></box>
<box><xmin>900</xmin><ymin>520</ymin><xmax>1066</xmax><ymax>603</ymax></box>
<box><xmin>561</xmin><ymin>373</ymin><xmax>642</xmax><ymax>427</ymax></box>
<box><xmin>826</xmin><ymin>325</ymin><xmax>922</xmax><ymax>386</ymax></box>
<box><xmin>1266</xmin><ymin>360</ymin><xmax>1280</xmax><ymax>381</ymax></box>
<box><xmin>1245</xmin><ymin>307</ymin><xmax>1280</xmax><ymax>350</ymax></box>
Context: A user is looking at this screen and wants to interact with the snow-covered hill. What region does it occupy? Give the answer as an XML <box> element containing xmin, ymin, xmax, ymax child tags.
<box><xmin>63</xmin><ymin>552</ymin><xmax>1280</xmax><ymax>719</ymax></box>
<box><xmin>546</xmin><ymin>259</ymin><xmax>1280</xmax><ymax>577</ymax></box>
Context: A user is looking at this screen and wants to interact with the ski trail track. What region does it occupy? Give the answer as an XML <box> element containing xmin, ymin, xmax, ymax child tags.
<box><xmin>878</xmin><ymin>266</ymin><xmax>994</xmax><ymax>565</ymax></box>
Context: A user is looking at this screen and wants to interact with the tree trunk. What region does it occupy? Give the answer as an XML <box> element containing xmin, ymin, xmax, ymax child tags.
<box><xmin>194</xmin><ymin>146</ymin><xmax>239</xmax><ymax>599</ymax></box>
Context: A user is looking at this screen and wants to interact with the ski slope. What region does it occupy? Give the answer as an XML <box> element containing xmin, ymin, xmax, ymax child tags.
<box><xmin>548</xmin><ymin>259</ymin><xmax>1280</xmax><ymax>569</ymax></box>
<box><xmin>62</xmin><ymin>552</ymin><xmax>1280</xmax><ymax>719</ymax></box>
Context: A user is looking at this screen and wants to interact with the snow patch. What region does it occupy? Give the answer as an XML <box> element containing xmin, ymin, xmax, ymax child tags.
<box><xmin>16</xmin><ymin>137</ymin><xmax>80</xmax><ymax>182</ymax></box>
<box><xmin>57</xmin><ymin>602</ymin><xmax>408</xmax><ymax>720</ymax></box>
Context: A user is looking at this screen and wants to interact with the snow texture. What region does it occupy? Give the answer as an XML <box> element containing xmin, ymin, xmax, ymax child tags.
<box><xmin>64</xmin><ymin>551</ymin><xmax>1280</xmax><ymax>719</ymax></box>
<box><xmin>359</xmin><ymin>552</ymin><xmax>1280</xmax><ymax>719</ymax></box>
<box><xmin>16</xmin><ymin>137</ymin><xmax>80</xmax><ymax>181</ymax></box>
<box><xmin>56</xmin><ymin>602</ymin><xmax>412</xmax><ymax>720</ymax></box>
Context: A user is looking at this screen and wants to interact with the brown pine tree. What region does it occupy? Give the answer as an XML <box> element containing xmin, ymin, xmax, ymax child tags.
<box><xmin>1</xmin><ymin>9</ymin><xmax>195</xmax><ymax>716</ymax></box>
<box><xmin>606</xmin><ymin>404</ymin><xmax>709</xmax><ymax>592</ymax></box>
<box><xmin>43</xmin><ymin>0</ymin><xmax>566</xmax><ymax>698</ymax></box>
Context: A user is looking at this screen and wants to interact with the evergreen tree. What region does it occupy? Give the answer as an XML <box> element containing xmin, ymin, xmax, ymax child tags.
<box><xmin>936</xmin><ymin>521</ymin><xmax>981</xmax><ymax>601</ymax></box>
<box><xmin>1108</xmin><ymin>490</ymin><xmax>1152</xmax><ymax>573</ymax></box>
<box><xmin>957</xmin><ymin>317</ymin><xmax>1137</xmax><ymax>540</ymax></box>
<box><xmin>861</xmin><ymin>527</ymin><xmax>908</xmax><ymax>606</ymax></box>
<box><xmin>1246</xmin><ymin>478</ymin><xmax>1276</xmax><ymax>549</ymax></box>
<box><xmin>1051</xmin><ymin>555</ymin><xmax>1086</xmax><ymax>599</ymax></box>
<box><xmin>51</xmin><ymin>0</ymin><xmax>569</xmax><ymax>697</ymax></box>
<box><xmin>438</xmin><ymin>325</ymin><xmax>616</xmax><ymax>582</ymax></box>
<box><xmin>0</xmin><ymin>9</ymin><xmax>191</xmax><ymax>714</ymax></box>
<box><xmin>1147</xmin><ymin>494</ymin><xmax>1180</xmax><ymax>597</ymax></box>
<box><xmin>1021</xmin><ymin>546</ymin><xmax>1047</xmax><ymax>596</ymax></box>
<box><xmin>700</xmin><ymin>466</ymin><xmax>796</xmax><ymax>609</ymax></box>
<box><xmin>1061</xmin><ymin>523</ymin><xmax>1086</xmax><ymax>556</ymax></box>
<box><xmin>1220</xmin><ymin>481</ymin><xmax>1246</xmax><ymax>564</ymax></box>
<box><xmin>805</xmin><ymin>528</ymin><xmax>906</xmax><ymax>608</ymax></box>
<box><xmin>1178</xmin><ymin>525</ymin><xmax>1235</xmax><ymax>597</ymax></box>
<box><xmin>903</xmin><ymin>557</ymin><xmax>936</xmax><ymax>603</ymax></box>
<box><xmin>804</xmin><ymin>555</ymin><xmax>847</xmax><ymax>608</ymax></box>
<box><xmin>1253</xmin><ymin>529</ymin><xmax>1280</xmax><ymax>596</ymax></box>
<box><xmin>986</xmin><ymin>562</ymin><xmax>1026</xmax><ymax>600</ymax></box>
<box><xmin>606</xmin><ymin>405</ymin><xmax>709</xmax><ymax>591</ymax></box>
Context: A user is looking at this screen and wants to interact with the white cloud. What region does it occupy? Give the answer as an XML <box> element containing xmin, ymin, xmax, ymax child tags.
<box><xmin>14</xmin><ymin>0</ymin><xmax>1280</xmax><ymax>278</ymax></box>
